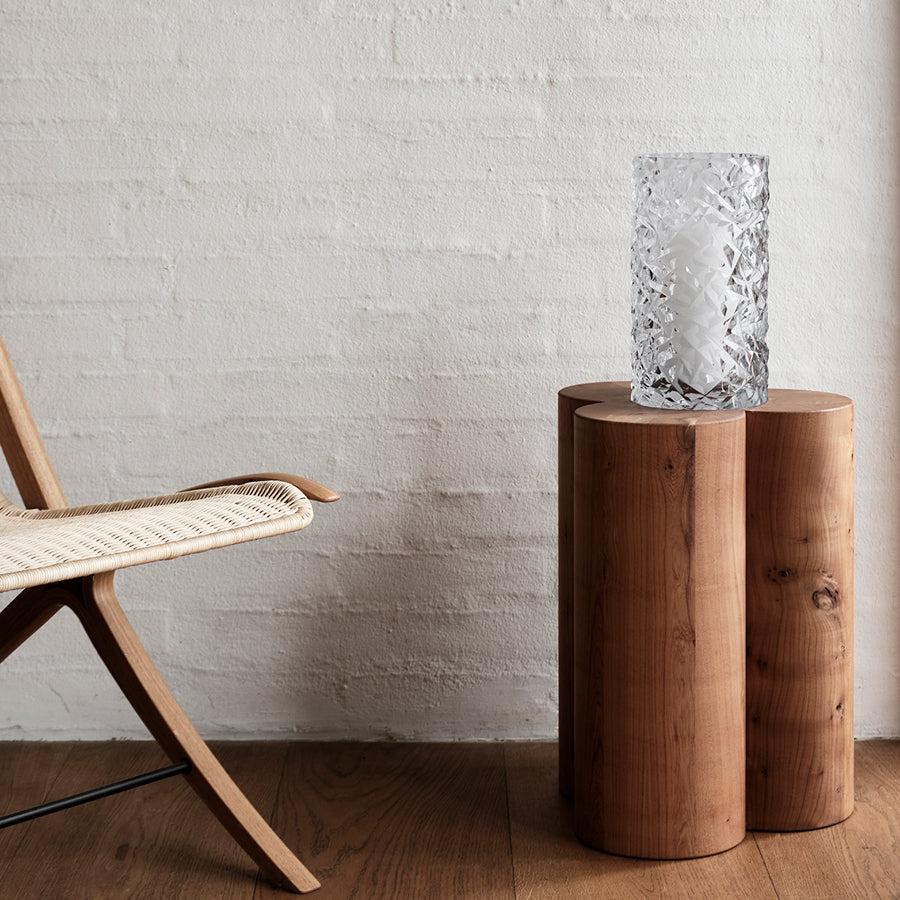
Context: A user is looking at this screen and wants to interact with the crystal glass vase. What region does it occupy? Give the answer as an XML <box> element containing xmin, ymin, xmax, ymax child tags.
<box><xmin>631</xmin><ymin>153</ymin><xmax>769</xmax><ymax>410</ymax></box>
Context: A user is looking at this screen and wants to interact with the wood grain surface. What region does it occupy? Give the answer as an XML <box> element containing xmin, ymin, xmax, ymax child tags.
<box><xmin>745</xmin><ymin>390</ymin><xmax>854</xmax><ymax>831</ymax></box>
<box><xmin>572</xmin><ymin>400</ymin><xmax>746</xmax><ymax>858</ymax></box>
<box><xmin>254</xmin><ymin>742</ymin><xmax>515</xmax><ymax>900</ymax></box>
<box><xmin>1</xmin><ymin>740</ymin><xmax>899</xmax><ymax>898</ymax></box>
<box><xmin>557</xmin><ymin>382</ymin><xmax>630</xmax><ymax>798</ymax></box>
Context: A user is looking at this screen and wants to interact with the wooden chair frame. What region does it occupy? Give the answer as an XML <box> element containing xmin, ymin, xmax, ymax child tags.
<box><xmin>0</xmin><ymin>335</ymin><xmax>337</xmax><ymax>893</ymax></box>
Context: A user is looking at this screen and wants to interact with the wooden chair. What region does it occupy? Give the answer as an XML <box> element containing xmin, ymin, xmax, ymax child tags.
<box><xmin>0</xmin><ymin>332</ymin><xmax>338</xmax><ymax>893</ymax></box>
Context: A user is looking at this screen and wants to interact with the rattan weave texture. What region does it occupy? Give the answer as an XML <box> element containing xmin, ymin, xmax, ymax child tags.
<box><xmin>0</xmin><ymin>480</ymin><xmax>313</xmax><ymax>592</ymax></box>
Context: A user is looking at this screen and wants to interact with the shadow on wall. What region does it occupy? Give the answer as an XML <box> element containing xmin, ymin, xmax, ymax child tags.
<box><xmin>303</xmin><ymin>303</ymin><xmax>557</xmax><ymax>740</ymax></box>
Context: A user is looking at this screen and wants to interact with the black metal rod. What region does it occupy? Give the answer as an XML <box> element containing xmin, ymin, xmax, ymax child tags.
<box><xmin>0</xmin><ymin>759</ymin><xmax>191</xmax><ymax>829</ymax></box>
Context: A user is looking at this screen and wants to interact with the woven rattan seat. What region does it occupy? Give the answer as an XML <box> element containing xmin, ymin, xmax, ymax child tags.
<box><xmin>0</xmin><ymin>331</ymin><xmax>337</xmax><ymax>893</ymax></box>
<box><xmin>0</xmin><ymin>481</ymin><xmax>313</xmax><ymax>593</ymax></box>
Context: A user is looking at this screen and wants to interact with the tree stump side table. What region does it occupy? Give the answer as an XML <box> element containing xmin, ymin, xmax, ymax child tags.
<box><xmin>573</xmin><ymin>397</ymin><xmax>746</xmax><ymax>859</ymax></box>
<box><xmin>559</xmin><ymin>384</ymin><xmax>855</xmax><ymax>858</ymax></box>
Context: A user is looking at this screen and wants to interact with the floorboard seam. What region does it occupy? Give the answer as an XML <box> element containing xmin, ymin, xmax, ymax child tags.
<box><xmin>502</xmin><ymin>745</ymin><xmax>519</xmax><ymax>900</ymax></box>
<box><xmin>750</xmin><ymin>831</ymin><xmax>782</xmax><ymax>900</ymax></box>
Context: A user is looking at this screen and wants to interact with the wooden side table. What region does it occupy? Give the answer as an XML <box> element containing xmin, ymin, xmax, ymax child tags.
<box><xmin>559</xmin><ymin>384</ymin><xmax>855</xmax><ymax>858</ymax></box>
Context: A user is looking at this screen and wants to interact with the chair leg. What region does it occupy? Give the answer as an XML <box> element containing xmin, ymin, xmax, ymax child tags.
<box><xmin>68</xmin><ymin>572</ymin><xmax>320</xmax><ymax>894</ymax></box>
<box><xmin>0</xmin><ymin>583</ymin><xmax>68</xmax><ymax>665</ymax></box>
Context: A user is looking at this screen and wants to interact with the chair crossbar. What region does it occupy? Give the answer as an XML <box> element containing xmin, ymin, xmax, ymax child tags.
<box><xmin>0</xmin><ymin>759</ymin><xmax>191</xmax><ymax>829</ymax></box>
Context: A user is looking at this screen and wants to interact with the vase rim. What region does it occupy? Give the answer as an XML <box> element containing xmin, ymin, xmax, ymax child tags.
<box><xmin>635</xmin><ymin>152</ymin><xmax>768</xmax><ymax>162</ymax></box>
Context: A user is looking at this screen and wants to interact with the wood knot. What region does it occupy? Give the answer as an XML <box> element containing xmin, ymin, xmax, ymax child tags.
<box><xmin>672</xmin><ymin>624</ymin><xmax>696</xmax><ymax>649</ymax></box>
<box><xmin>767</xmin><ymin>567</ymin><xmax>796</xmax><ymax>584</ymax></box>
<box><xmin>812</xmin><ymin>586</ymin><xmax>839</xmax><ymax>610</ymax></box>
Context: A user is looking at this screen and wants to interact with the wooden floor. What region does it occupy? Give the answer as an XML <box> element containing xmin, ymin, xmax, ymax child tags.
<box><xmin>0</xmin><ymin>740</ymin><xmax>898</xmax><ymax>899</ymax></box>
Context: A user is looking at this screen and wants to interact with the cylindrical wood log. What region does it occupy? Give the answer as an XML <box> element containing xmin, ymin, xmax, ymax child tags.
<box><xmin>573</xmin><ymin>399</ymin><xmax>746</xmax><ymax>859</ymax></box>
<box><xmin>745</xmin><ymin>389</ymin><xmax>854</xmax><ymax>831</ymax></box>
<box><xmin>558</xmin><ymin>383</ymin><xmax>630</xmax><ymax>798</ymax></box>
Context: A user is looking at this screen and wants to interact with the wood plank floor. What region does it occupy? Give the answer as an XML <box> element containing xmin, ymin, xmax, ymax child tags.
<box><xmin>0</xmin><ymin>740</ymin><xmax>898</xmax><ymax>899</ymax></box>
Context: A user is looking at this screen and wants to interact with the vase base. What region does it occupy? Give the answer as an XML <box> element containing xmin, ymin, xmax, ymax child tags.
<box><xmin>631</xmin><ymin>381</ymin><xmax>768</xmax><ymax>411</ymax></box>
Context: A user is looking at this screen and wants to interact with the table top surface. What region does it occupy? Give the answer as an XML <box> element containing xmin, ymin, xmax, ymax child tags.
<box><xmin>561</xmin><ymin>383</ymin><xmax>853</xmax><ymax>417</ymax></box>
<box><xmin>574</xmin><ymin>397</ymin><xmax>745</xmax><ymax>426</ymax></box>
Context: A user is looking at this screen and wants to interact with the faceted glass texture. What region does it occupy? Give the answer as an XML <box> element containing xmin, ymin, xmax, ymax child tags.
<box><xmin>631</xmin><ymin>153</ymin><xmax>769</xmax><ymax>410</ymax></box>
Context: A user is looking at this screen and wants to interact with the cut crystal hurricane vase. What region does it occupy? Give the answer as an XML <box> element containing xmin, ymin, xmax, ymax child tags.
<box><xmin>631</xmin><ymin>152</ymin><xmax>769</xmax><ymax>410</ymax></box>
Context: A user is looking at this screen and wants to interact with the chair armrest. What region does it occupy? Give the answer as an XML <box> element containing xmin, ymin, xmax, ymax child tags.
<box><xmin>183</xmin><ymin>473</ymin><xmax>340</xmax><ymax>503</ymax></box>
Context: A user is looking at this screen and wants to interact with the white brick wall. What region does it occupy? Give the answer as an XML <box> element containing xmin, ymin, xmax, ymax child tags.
<box><xmin>1</xmin><ymin>0</ymin><xmax>898</xmax><ymax>740</ymax></box>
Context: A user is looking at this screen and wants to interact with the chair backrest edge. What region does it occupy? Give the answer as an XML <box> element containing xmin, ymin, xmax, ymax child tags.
<box><xmin>0</xmin><ymin>334</ymin><xmax>68</xmax><ymax>509</ymax></box>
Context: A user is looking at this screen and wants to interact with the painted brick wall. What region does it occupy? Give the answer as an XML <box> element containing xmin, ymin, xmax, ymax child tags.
<box><xmin>0</xmin><ymin>0</ymin><xmax>898</xmax><ymax>740</ymax></box>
